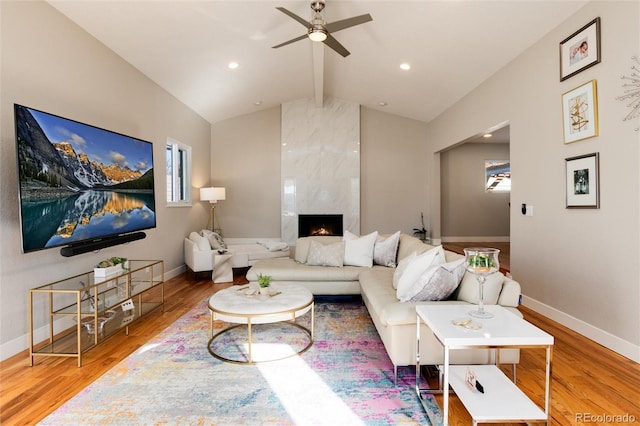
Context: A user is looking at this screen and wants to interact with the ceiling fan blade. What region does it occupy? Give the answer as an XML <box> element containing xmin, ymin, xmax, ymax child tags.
<box><xmin>272</xmin><ymin>34</ymin><xmax>308</xmax><ymax>49</ymax></box>
<box><xmin>323</xmin><ymin>34</ymin><xmax>350</xmax><ymax>57</ymax></box>
<box><xmin>325</xmin><ymin>14</ymin><xmax>372</xmax><ymax>33</ymax></box>
<box><xmin>276</xmin><ymin>7</ymin><xmax>311</xmax><ymax>29</ymax></box>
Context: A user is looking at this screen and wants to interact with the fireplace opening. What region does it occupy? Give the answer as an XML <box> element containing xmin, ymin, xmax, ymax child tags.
<box><xmin>298</xmin><ymin>214</ymin><xmax>343</xmax><ymax>237</ymax></box>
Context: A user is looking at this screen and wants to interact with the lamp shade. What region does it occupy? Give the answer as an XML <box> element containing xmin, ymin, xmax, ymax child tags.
<box><xmin>200</xmin><ymin>187</ymin><xmax>226</xmax><ymax>202</ymax></box>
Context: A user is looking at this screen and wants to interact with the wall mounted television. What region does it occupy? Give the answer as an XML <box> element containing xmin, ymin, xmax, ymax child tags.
<box><xmin>14</xmin><ymin>104</ymin><xmax>156</xmax><ymax>255</ymax></box>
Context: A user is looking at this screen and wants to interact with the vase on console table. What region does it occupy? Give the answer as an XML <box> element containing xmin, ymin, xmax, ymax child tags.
<box><xmin>464</xmin><ymin>247</ymin><xmax>500</xmax><ymax>319</ymax></box>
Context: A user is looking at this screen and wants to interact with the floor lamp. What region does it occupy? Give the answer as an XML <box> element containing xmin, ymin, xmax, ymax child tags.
<box><xmin>200</xmin><ymin>187</ymin><xmax>226</xmax><ymax>236</ymax></box>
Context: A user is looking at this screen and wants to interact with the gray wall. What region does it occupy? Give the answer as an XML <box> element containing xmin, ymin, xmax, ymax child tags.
<box><xmin>441</xmin><ymin>143</ymin><xmax>510</xmax><ymax>240</ymax></box>
<box><xmin>426</xmin><ymin>1</ymin><xmax>639</xmax><ymax>360</ymax></box>
<box><xmin>360</xmin><ymin>108</ymin><xmax>429</xmax><ymax>236</ymax></box>
<box><xmin>210</xmin><ymin>107</ymin><xmax>283</xmax><ymax>237</ymax></box>
<box><xmin>0</xmin><ymin>1</ymin><xmax>211</xmax><ymax>359</ymax></box>
<box><xmin>210</xmin><ymin>106</ymin><xmax>429</xmax><ymax>238</ymax></box>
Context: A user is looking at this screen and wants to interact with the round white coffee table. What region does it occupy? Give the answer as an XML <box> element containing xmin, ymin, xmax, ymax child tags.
<box><xmin>208</xmin><ymin>285</ymin><xmax>314</xmax><ymax>364</ymax></box>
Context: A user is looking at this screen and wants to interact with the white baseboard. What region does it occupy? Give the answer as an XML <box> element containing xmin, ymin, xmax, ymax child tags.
<box><xmin>522</xmin><ymin>295</ymin><xmax>640</xmax><ymax>363</ymax></box>
<box><xmin>441</xmin><ymin>236</ymin><xmax>510</xmax><ymax>243</ymax></box>
<box><xmin>0</xmin><ymin>265</ymin><xmax>185</xmax><ymax>363</ymax></box>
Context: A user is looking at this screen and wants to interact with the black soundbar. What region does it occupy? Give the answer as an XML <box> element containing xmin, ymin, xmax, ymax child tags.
<box><xmin>60</xmin><ymin>232</ymin><xmax>146</xmax><ymax>257</ymax></box>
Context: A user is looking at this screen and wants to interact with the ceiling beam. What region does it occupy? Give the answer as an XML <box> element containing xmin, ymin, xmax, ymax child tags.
<box><xmin>312</xmin><ymin>42</ymin><xmax>324</xmax><ymax>107</ymax></box>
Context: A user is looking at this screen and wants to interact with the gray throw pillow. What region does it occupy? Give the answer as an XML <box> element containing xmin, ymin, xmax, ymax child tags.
<box><xmin>306</xmin><ymin>240</ymin><xmax>345</xmax><ymax>267</ymax></box>
<box><xmin>374</xmin><ymin>231</ymin><xmax>401</xmax><ymax>267</ymax></box>
<box><xmin>406</xmin><ymin>258</ymin><xmax>466</xmax><ymax>302</ymax></box>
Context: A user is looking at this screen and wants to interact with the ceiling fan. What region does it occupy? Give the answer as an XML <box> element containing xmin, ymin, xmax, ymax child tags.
<box><xmin>272</xmin><ymin>1</ymin><xmax>372</xmax><ymax>57</ymax></box>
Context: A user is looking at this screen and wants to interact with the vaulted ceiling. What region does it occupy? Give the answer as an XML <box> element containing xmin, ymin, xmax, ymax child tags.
<box><xmin>48</xmin><ymin>1</ymin><xmax>587</xmax><ymax>124</ymax></box>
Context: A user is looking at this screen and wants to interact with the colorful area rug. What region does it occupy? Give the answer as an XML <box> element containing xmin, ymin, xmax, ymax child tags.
<box><xmin>40</xmin><ymin>298</ymin><xmax>442</xmax><ymax>425</ymax></box>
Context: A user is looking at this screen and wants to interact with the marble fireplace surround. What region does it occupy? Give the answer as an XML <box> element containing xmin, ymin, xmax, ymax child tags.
<box><xmin>281</xmin><ymin>97</ymin><xmax>360</xmax><ymax>246</ymax></box>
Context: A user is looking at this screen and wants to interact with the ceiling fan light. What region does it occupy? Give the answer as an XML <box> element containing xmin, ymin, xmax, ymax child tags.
<box><xmin>308</xmin><ymin>27</ymin><xmax>327</xmax><ymax>42</ymax></box>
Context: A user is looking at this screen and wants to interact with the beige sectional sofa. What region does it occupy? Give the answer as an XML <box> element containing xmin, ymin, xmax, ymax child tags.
<box><xmin>246</xmin><ymin>233</ymin><xmax>522</xmax><ymax>381</ymax></box>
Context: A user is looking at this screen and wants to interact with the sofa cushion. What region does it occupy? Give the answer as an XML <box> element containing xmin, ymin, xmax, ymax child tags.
<box><xmin>247</xmin><ymin>258</ymin><xmax>366</xmax><ymax>281</ymax></box>
<box><xmin>498</xmin><ymin>279</ymin><xmax>522</xmax><ymax>307</ymax></box>
<box><xmin>306</xmin><ymin>240</ymin><xmax>345</xmax><ymax>267</ymax></box>
<box><xmin>374</xmin><ymin>231</ymin><xmax>401</xmax><ymax>267</ymax></box>
<box><xmin>396</xmin><ymin>246</ymin><xmax>445</xmax><ymax>301</ymax></box>
<box><xmin>454</xmin><ymin>271</ymin><xmax>505</xmax><ymax>305</ymax></box>
<box><xmin>227</xmin><ymin>244</ymin><xmax>290</xmax><ymax>262</ymax></box>
<box><xmin>294</xmin><ymin>236</ymin><xmax>343</xmax><ymax>263</ymax></box>
<box><xmin>406</xmin><ymin>258</ymin><xmax>466</xmax><ymax>302</ymax></box>
<box><xmin>397</xmin><ymin>233</ymin><xmax>433</xmax><ymax>261</ymax></box>
<box><xmin>343</xmin><ymin>231</ymin><xmax>378</xmax><ymax>267</ymax></box>
<box><xmin>360</xmin><ymin>268</ymin><xmax>470</xmax><ymax>327</ymax></box>
<box><xmin>189</xmin><ymin>232</ymin><xmax>210</xmax><ymax>251</ymax></box>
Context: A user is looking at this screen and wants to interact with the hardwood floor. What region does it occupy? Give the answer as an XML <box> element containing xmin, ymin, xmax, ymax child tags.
<box><xmin>1</xmin><ymin>270</ymin><xmax>639</xmax><ymax>425</ymax></box>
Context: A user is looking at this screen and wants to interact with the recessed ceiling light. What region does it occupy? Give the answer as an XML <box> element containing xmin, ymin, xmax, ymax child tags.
<box><xmin>400</xmin><ymin>63</ymin><xmax>411</xmax><ymax>71</ymax></box>
<box><xmin>378</xmin><ymin>101</ymin><xmax>388</xmax><ymax>107</ymax></box>
<box><xmin>483</xmin><ymin>133</ymin><xmax>493</xmax><ymax>138</ymax></box>
<box><xmin>228</xmin><ymin>62</ymin><xmax>239</xmax><ymax>70</ymax></box>
<box><xmin>254</xmin><ymin>101</ymin><xmax>262</xmax><ymax>106</ymax></box>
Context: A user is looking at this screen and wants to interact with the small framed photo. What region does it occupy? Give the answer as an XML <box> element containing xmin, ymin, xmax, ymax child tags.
<box><xmin>562</xmin><ymin>80</ymin><xmax>598</xmax><ymax>144</ymax></box>
<box><xmin>560</xmin><ymin>17</ymin><xmax>601</xmax><ymax>81</ymax></box>
<box><xmin>566</xmin><ymin>153</ymin><xmax>599</xmax><ymax>208</ymax></box>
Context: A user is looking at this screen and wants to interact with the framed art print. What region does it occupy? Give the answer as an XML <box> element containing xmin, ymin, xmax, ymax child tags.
<box><xmin>560</xmin><ymin>17</ymin><xmax>601</xmax><ymax>81</ymax></box>
<box><xmin>562</xmin><ymin>80</ymin><xmax>598</xmax><ymax>144</ymax></box>
<box><xmin>565</xmin><ymin>153</ymin><xmax>599</xmax><ymax>208</ymax></box>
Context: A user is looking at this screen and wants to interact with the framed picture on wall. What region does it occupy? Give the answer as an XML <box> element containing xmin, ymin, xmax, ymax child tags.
<box><xmin>565</xmin><ymin>152</ymin><xmax>599</xmax><ymax>208</ymax></box>
<box><xmin>562</xmin><ymin>80</ymin><xmax>598</xmax><ymax>144</ymax></box>
<box><xmin>560</xmin><ymin>17</ymin><xmax>601</xmax><ymax>81</ymax></box>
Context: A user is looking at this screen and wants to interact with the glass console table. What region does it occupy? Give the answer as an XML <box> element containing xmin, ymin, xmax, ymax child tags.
<box><xmin>29</xmin><ymin>260</ymin><xmax>164</xmax><ymax>367</ymax></box>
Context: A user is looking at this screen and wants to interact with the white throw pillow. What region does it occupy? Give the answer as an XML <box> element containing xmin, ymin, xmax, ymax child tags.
<box><xmin>306</xmin><ymin>240</ymin><xmax>345</xmax><ymax>267</ymax></box>
<box><xmin>393</xmin><ymin>251</ymin><xmax>417</xmax><ymax>289</ymax></box>
<box><xmin>200</xmin><ymin>229</ymin><xmax>220</xmax><ymax>249</ymax></box>
<box><xmin>342</xmin><ymin>231</ymin><xmax>378</xmax><ymax>267</ymax></box>
<box><xmin>189</xmin><ymin>232</ymin><xmax>210</xmax><ymax>251</ymax></box>
<box><xmin>404</xmin><ymin>258</ymin><xmax>466</xmax><ymax>302</ymax></box>
<box><xmin>454</xmin><ymin>271</ymin><xmax>505</xmax><ymax>305</ymax></box>
<box><xmin>396</xmin><ymin>246</ymin><xmax>446</xmax><ymax>301</ymax></box>
<box><xmin>373</xmin><ymin>231</ymin><xmax>401</xmax><ymax>267</ymax></box>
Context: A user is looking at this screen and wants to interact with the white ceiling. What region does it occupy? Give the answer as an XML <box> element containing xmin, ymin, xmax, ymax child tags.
<box><xmin>47</xmin><ymin>1</ymin><xmax>587</xmax><ymax>125</ymax></box>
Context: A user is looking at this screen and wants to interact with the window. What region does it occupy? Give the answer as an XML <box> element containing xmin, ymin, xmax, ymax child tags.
<box><xmin>166</xmin><ymin>139</ymin><xmax>192</xmax><ymax>205</ymax></box>
<box><xmin>485</xmin><ymin>160</ymin><xmax>511</xmax><ymax>192</ymax></box>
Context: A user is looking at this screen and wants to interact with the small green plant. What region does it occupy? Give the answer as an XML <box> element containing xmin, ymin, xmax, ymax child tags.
<box><xmin>257</xmin><ymin>273</ymin><xmax>272</xmax><ymax>288</ymax></box>
<box><xmin>468</xmin><ymin>255</ymin><xmax>495</xmax><ymax>269</ymax></box>
<box><xmin>96</xmin><ymin>257</ymin><xmax>128</xmax><ymax>268</ymax></box>
<box><xmin>413</xmin><ymin>212</ymin><xmax>427</xmax><ymax>239</ymax></box>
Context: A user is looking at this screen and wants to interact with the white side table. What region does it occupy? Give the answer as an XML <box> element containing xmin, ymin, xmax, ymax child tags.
<box><xmin>416</xmin><ymin>304</ymin><xmax>554</xmax><ymax>425</ymax></box>
<box><xmin>212</xmin><ymin>253</ymin><xmax>233</xmax><ymax>283</ymax></box>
